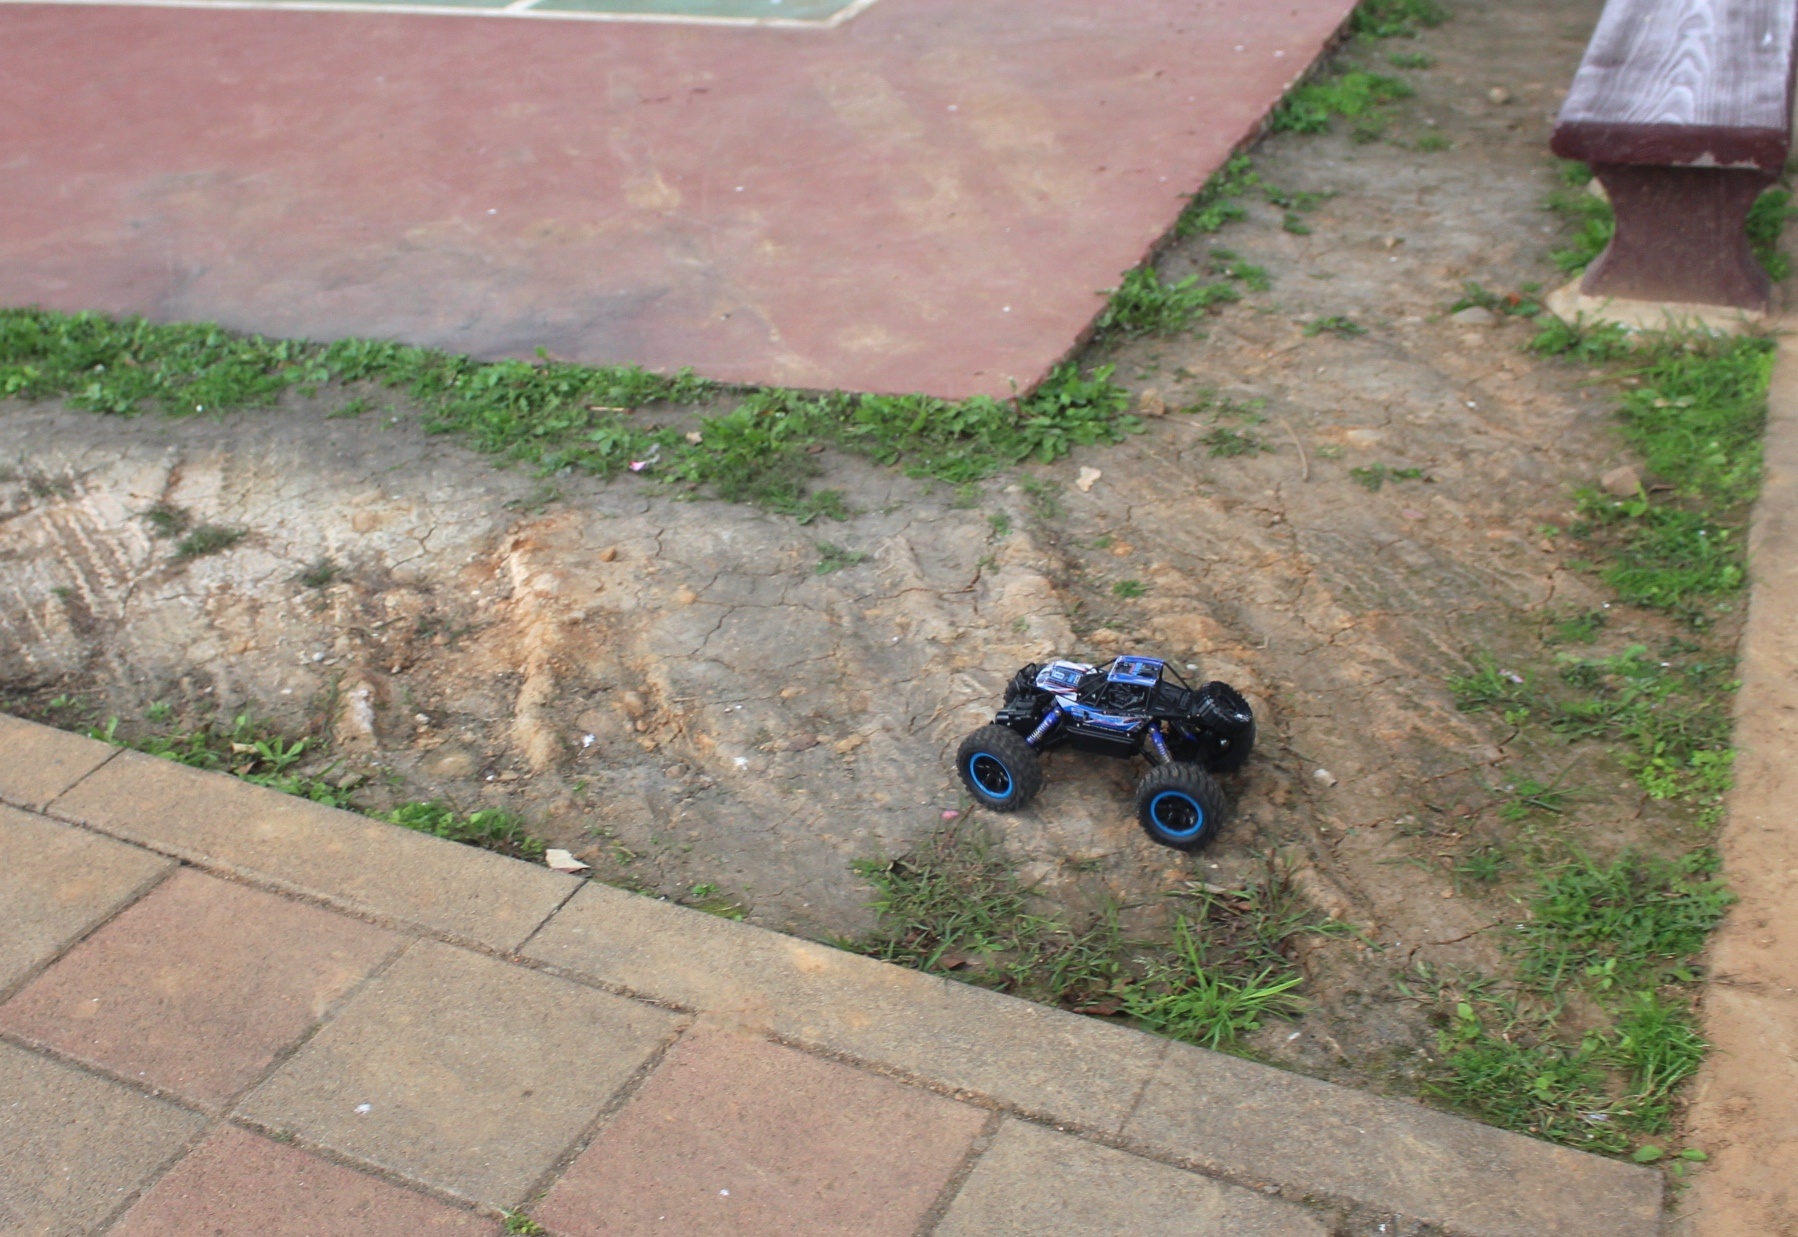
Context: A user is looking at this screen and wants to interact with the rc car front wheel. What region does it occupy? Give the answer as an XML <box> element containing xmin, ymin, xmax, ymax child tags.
<box><xmin>956</xmin><ymin>725</ymin><xmax>1043</xmax><ymax>812</ymax></box>
<box><xmin>1135</xmin><ymin>762</ymin><xmax>1228</xmax><ymax>851</ymax></box>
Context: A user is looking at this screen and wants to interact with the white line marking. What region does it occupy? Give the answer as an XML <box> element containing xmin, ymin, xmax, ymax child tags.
<box><xmin>0</xmin><ymin>0</ymin><xmax>882</xmax><ymax>27</ymax></box>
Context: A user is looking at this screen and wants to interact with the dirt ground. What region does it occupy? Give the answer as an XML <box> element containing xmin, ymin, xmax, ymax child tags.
<box><xmin>3</xmin><ymin>0</ymin><xmax>1688</xmax><ymax>1091</ymax></box>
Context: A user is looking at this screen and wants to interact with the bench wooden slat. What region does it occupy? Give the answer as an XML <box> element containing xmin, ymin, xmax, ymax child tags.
<box><xmin>1553</xmin><ymin>0</ymin><xmax>1798</xmax><ymax>171</ymax></box>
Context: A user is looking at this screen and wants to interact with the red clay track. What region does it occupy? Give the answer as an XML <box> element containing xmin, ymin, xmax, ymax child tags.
<box><xmin>0</xmin><ymin>0</ymin><xmax>1353</xmax><ymax>396</ymax></box>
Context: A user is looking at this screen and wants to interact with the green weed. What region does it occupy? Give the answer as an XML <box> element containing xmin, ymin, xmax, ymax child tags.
<box><xmin>1514</xmin><ymin>849</ymin><xmax>1732</xmax><ymax>991</ymax></box>
<box><xmin>142</xmin><ymin>502</ymin><xmax>190</xmax><ymax>539</ymax></box>
<box><xmin>988</xmin><ymin>511</ymin><xmax>1012</xmax><ymax>537</ymax></box>
<box><xmin>814</xmin><ymin>542</ymin><xmax>869</xmax><ymax>575</ymax></box>
<box><xmin>684</xmin><ymin>882</ymin><xmax>749</xmax><ymax>921</ymax></box>
<box><xmin>1388</xmin><ymin>50</ymin><xmax>1435</xmax><ymax>68</ymax></box>
<box><xmin>1096</xmin><ymin>268</ymin><xmax>1239</xmax><ymax>337</ymax></box>
<box><xmin>85</xmin><ymin>712</ymin><xmax>356</xmax><ymax>808</ymax></box>
<box><xmin>297</xmin><ymin>558</ymin><xmax>337</xmax><ymax>589</ymax></box>
<box><xmin>1305</xmin><ymin>315</ymin><xmax>1366</xmax><ymax>338</ymax></box>
<box><xmin>1274</xmin><ymin>71</ymin><xmax>1414</xmax><ymax>139</ymax></box>
<box><xmin>383</xmin><ymin>800</ymin><xmax>547</xmax><ymax>861</ymax></box>
<box><xmin>1351</xmin><ymin>0</ymin><xmax>1446</xmax><ymax>39</ymax></box>
<box><xmin>1209</xmin><ymin>249</ymin><xmax>1272</xmax><ymax>291</ymax></box>
<box><xmin>1414</xmin><ymin>131</ymin><xmax>1453</xmax><ymax>152</ymax></box>
<box><xmin>1123</xmin><ymin>917</ymin><xmax>1305</xmax><ymax>1050</ymax></box>
<box><xmin>1348</xmin><ymin>462</ymin><xmax>1424</xmax><ymax>490</ymax></box>
<box><xmin>1177</xmin><ymin>153</ymin><xmax>1258</xmax><ymax>238</ymax></box>
<box><xmin>1202</xmin><ymin>426</ymin><xmax>1271</xmax><ymax>457</ymax></box>
<box><xmin>1112</xmin><ymin>579</ymin><xmax>1147</xmax><ymax>598</ymax></box>
<box><xmin>172</xmin><ymin>524</ymin><xmax>245</xmax><ymax>560</ymax></box>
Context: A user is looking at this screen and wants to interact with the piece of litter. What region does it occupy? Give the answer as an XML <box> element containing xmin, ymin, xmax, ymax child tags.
<box><xmin>942</xmin><ymin>809</ymin><xmax>960</xmax><ymax>820</ymax></box>
<box><xmin>581</xmin><ymin>733</ymin><xmax>596</xmax><ymax>749</ymax></box>
<box><xmin>685</xmin><ymin>431</ymin><xmax>704</xmax><ymax>445</ymax></box>
<box><xmin>355</xmin><ymin>1103</ymin><xmax>372</xmax><ymax>1114</ymax></box>
<box><xmin>733</xmin><ymin>756</ymin><xmax>749</xmax><ymax>768</ymax></box>
<box><xmin>720</xmin><ymin>1189</ymin><xmax>730</xmax><ymax>1197</ymax></box>
<box><xmin>1501</xmin><ymin>670</ymin><xmax>1524</xmax><ymax>684</ymax></box>
<box><xmin>629</xmin><ymin>460</ymin><xmax>650</xmax><ymax>472</ymax></box>
<box><xmin>414</xmin><ymin>713</ymin><xmax>430</xmax><ymax>724</ymax></box>
<box><xmin>546</xmin><ymin>849</ymin><xmax>592</xmax><ymax>874</ymax></box>
<box><xmin>1287</xmin><ymin>1031</ymin><xmax>1302</xmax><ymax>1041</ymax></box>
<box><xmin>1074</xmin><ymin>467</ymin><xmax>1102</xmax><ymax>493</ymax></box>
<box><xmin>1313</xmin><ymin>768</ymin><xmax>1338</xmax><ymax>787</ymax></box>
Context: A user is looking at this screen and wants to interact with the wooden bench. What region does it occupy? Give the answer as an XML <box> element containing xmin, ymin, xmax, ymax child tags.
<box><xmin>1551</xmin><ymin>0</ymin><xmax>1798</xmax><ymax>312</ymax></box>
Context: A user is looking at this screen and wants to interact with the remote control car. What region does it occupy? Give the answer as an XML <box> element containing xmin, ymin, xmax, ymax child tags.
<box><xmin>955</xmin><ymin>655</ymin><xmax>1255</xmax><ymax>852</ymax></box>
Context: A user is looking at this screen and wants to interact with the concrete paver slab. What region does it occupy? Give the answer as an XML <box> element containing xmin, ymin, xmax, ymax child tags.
<box><xmin>0</xmin><ymin>1040</ymin><xmax>206</xmax><ymax>1237</ymax></box>
<box><xmin>0</xmin><ymin>0</ymin><xmax>1357</xmax><ymax>397</ymax></box>
<box><xmin>50</xmin><ymin>749</ymin><xmax>576</xmax><ymax>951</ymax></box>
<box><xmin>0</xmin><ymin>868</ymin><xmax>398</xmax><ymax>1109</ymax></box>
<box><xmin>111</xmin><ymin>1124</ymin><xmax>500</xmax><ymax>1236</ymax></box>
<box><xmin>236</xmin><ymin>939</ymin><xmax>679</xmax><ymax>1206</ymax></box>
<box><xmin>523</xmin><ymin>881</ymin><xmax>1167</xmax><ymax>1131</ymax></box>
<box><xmin>1123</xmin><ymin>1039</ymin><xmax>1663</xmax><ymax>1237</ymax></box>
<box><xmin>534</xmin><ymin>1026</ymin><xmax>983</xmax><ymax>1236</ymax></box>
<box><xmin>0</xmin><ymin>803</ymin><xmax>171</xmax><ymax>995</ymax></box>
<box><xmin>936</xmin><ymin>1117</ymin><xmax>1328</xmax><ymax>1237</ymax></box>
<box><xmin>0</xmin><ymin>713</ymin><xmax>116</xmax><ymax>811</ymax></box>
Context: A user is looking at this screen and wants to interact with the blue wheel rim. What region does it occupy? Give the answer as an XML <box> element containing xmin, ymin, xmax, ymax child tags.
<box><xmin>968</xmin><ymin>752</ymin><xmax>1014</xmax><ymax>801</ymax></box>
<box><xmin>1149</xmin><ymin>790</ymin><xmax>1206</xmax><ymax>839</ymax></box>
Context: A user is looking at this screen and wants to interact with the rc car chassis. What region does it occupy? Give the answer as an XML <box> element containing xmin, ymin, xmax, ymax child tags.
<box><xmin>954</xmin><ymin>655</ymin><xmax>1255</xmax><ymax>851</ymax></box>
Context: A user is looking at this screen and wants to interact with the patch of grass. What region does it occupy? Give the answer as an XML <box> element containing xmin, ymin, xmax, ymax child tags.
<box><xmin>296</xmin><ymin>557</ymin><xmax>337</xmax><ymax>589</ymax></box>
<box><xmin>383</xmin><ymin>800</ymin><xmax>547</xmax><ymax>861</ymax></box>
<box><xmin>0</xmin><ymin>308</ymin><xmax>1138</xmax><ymax>521</ymax></box>
<box><xmin>1414</xmin><ymin>130</ymin><xmax>1453</xmax><ymax>152</ymax></box>
<box><xmin>846</xmin><ymin>828</ymin><xmax>1339</xmax><ymax>1047</ymax></box>
<box><xmin>1453</xmin><ymin>645</ymin><xmax>1737</xmax><ymax>822</ymax></box>
<box><xmin>1112</xmin><ymin>579</ymin><xmax>1147</xmax><ymax>598</ymax></box>
<box><xmin>85</xmin><ymin>712</ymin><xmax>357</xmax><ymax>807</ymax></box>
<box><xmin>1549</xmin><ymin>609</ymin><xmax>1608</xmax><ymax>645</ymax></box>
<box><xmin>1177</xmin><ymin>153</ymin><xmax>1258</xmax><ymax>238</ymax></box>
<box><xmin>1305</xmin><ymin>315</ymin><xmax>1367</xmax><ymax>338</ymax></box>
<box><xmin>1273</xmin><ymin>71</ymin><xmax>1414</xmax><ymax>140</ymax></box>
<box><xmin>1348</xmin><ymin>462</ymin><xmax>1424</xmax><ymax>490</ymax></box>
<box><xmin>502</xmin><ymin>1213</ymin><xmax>546</xmax><ymax>1236</ymax></box>
<box><xmin>1202</xmin><ymin>426</ymin><xmax>1272</xmax><ymax>457</ymax></box>
<box><xmin>141</xmin><ymin>502</ymin><xmax>190</xmax><ymax>539</ymax></box>
<box><xmin>1534</xmin><ymin>331</ymin><xmax>1774</xmax><ymax>620</ymax></box>
<box><xmin>1514</xmin><ymin>849</ymin><xmax>1733</xmax><ymax>991</ymax></box>
<box><xmin>1282</xmin><ymin>213</ymin><xmax>1313</xmax><ymax>236</ymax></box>
<box><xmin>988</xmin><ymin>511</ymin><xmax>1012</xmax><ymax>537</ymax></box>
<box><xmin>172</xmin><ymin>524</ymin><xmax>245</xmax><ymax>560</ymax></box>
<box><xmin>1350</xmin><ymin>0</ymin><xmax>1446</xmax><ymax>40</ymax></box>
<box><xmin>1388</xmin><ymin>50</ymin><xmax>1435</xmax><ymax>69</ymax></box>
<box><xmin>684</xmin><ymin>881</ymin><xmax>749</xmax><ymax>921</ymax></box>
<box><xmin>814</xmin><ymin>542</ymin><xmax>869</xmax><ymax>575</ymax></box>
<box><xmin>1123</xmin><ymin>917</ymin><xmax>1305</xmax><ymax>1050</ymax></box>
<box><xmin>1096</xmin><ymin>268</ymin><xmax>1239</xmax><ymax>337</ymax></box>
<box><xmin>1021</xmin><ymin>476</ymin><xmax>1065</xmax><ymax>520</ymax></box>
<box><xmin>1416</xmin><ymin>848</ymin><xmax>1725</xmax><ymax>1156</ymax></box>
<box><xmin>1450</xmin><ymin>280</ymin><xmax>1542</xmax><ymax>319</ymax></box>
<box><xmin>1209</xmin><ymin>248</ymin><xmax>1271</xmax><ymax>292</ymax></box>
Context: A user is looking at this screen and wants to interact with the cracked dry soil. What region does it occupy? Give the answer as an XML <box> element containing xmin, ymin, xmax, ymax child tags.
<box><xmin>2</xmin><ymin>0</ymin><xmax>1664</xmax><ymax>1091</ymax></box>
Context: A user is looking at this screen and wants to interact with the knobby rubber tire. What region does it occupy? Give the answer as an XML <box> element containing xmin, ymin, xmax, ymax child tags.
<box><xmin>956</xmin><ymin>724</ymin><xmax>1044</xmax><ymax>812</ymax></box>
<box><xmin>1135</xmin><ymin>761</ymin><xmax>1228</xmax><ymax>851</ymax></box>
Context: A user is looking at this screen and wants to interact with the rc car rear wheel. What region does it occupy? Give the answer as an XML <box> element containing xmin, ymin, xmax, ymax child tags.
<box><xmin>1134</xmin><ymin>762</ymin><xmax>1227</xmax><ymax>851</ymax></box>
<box><xmin>956</xmin><ymin>725</ymin><xmax>1043</xmax><ymax>812</ymax></box>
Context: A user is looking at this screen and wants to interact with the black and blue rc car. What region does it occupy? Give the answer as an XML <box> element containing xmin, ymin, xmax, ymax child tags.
<box><xmin>955</xmin><ymin>655</ymin><xmax>1255</xmax><ymax>852</ymax></box>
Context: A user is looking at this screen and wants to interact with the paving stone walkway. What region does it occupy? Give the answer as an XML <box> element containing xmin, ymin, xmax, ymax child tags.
<box><xmin>0</xmin><ymin>714</ymin><xmax>1660</xmax><ymax>1236</ymax></box>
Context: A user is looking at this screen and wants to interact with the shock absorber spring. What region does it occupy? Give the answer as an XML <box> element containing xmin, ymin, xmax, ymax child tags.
<box><xmin>1025</xmin><ymin>705</ymin><xmax>1064</xmax><ymax>749</ymax></box>
<box><xmin>1148</xmin><ymin>722</ymin><xmax>1173</xmax><ymax>765</ymax></box>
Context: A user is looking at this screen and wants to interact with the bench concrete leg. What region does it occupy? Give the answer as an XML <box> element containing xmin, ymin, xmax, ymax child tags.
<box><xmin>1582</xmin><ymin>163</ymin><xmax>1776</xmax><ymax>312</ymax></box>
